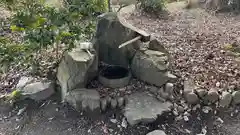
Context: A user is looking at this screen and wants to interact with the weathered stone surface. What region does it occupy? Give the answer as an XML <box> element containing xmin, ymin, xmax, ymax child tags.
<box><xmin>64</xmin><ymin>88</ymin><xmax>100</xmax><ymax>112</ymax></box>
<box><xmin>146</xmin><ymin>130</ymin><xmax>166</xmax><ymax>135</ymax></box>
<box><xmin>95</xmin><ymin>12</ymin><xmax>139</xmax><ymax>67</ymax></box>
<box><xmin>20</xmin><ymin>82</ymin><xmax>54</xmax><ymax>101</ymax></box>
<box><xmin>183</xmin><ymin>79</ymin><xmax>195</xmax><ymax>95</ymax></box>
<box><xmin>185</xmin><ymin>92</ymin><xmax>199</xmax><ymax>104</ymax></box>
<box><xmin>117</xmin><ymin>97</ymin><xmax>125</xmax><ymax>107</ymax></box>
<box><xmin>124</xmin><ymin>92</ymin><xmax>172</xmax><ymax>125</ymax></box>
<box><xmin>149</xmin><ymin>38</ymin><xmax>170</xmax><ymax>58</ymax></box>
<box><xmin>165</xmin><ymin>83</ymin><xmax>174</xmax><ymax>95</ymax></box>
<box><xmin>100</xmin><ymin>98</ymin><xmax>108</xmax><ymax>111</ymax></box>
<box><xmin>111</xmin><ymin>98</ymin><xmax>118</xmax><ymax>109</ymax></box>
<box><xmin>232</xmin><ymin>91</ymin><xmax>240</xmax><ymax>105</ymax></box>
<box><xmin>16</xmin><ymin>76</ymin><xmax>34</xmax><ymax>90</ymax></box>
<box><xmin>196</xmin><ymin>88</ymin><xmax>207</xmax><ymax>98</ymax></box>
<box><xmin>131</xmin><ymin>50</ymin><xmax>174</xmax><ymax>87</ymax></box>
<box><xmin>57</xmin><ymin>45</ymin><xmax>98</xmax><ymax>99</ymax></box>
<box><xmin>149</xmin><ymin>86</ymin><xmax>159</xmax><ymax>94</ymax></box>
<box><xmin>219</xmin><ymin>91</ymin><xmax>232</xmax><ymax>107</ymax></box>
<box><xmin>205</xmin><ymin>89</ymin><xmax>219</xmax><ymax>103</ymax></box>
<box><xmin>117</xmin><ymin>5</ymin><xmax>151</xmax><ymax>42</ymax></box>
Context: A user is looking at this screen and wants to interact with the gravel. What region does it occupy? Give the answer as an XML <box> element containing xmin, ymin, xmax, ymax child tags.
<box><xmin>125</xmin><ymin>7</ymin><xmax>240</xmax><ymax>91</ymax></box>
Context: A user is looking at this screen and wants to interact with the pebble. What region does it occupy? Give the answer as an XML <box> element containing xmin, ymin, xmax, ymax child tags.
<box><xmin>177</xmin><ymin>105</ymin><xmax>185</xmax><ymax>113</ymax></box>
<box><xmin>185</xmin><ymin>92</ymin><xmax>199</xmax><ymax>104</ymax></box>
<box><xmin>196</xmin><ymin>88</ymin><xmax>207</xmax><ymax>98</ymax></box>
<box><xmin>219</xmin><ymin>91</ymin><xmax>232</xmax><ymax>107</ymax></box>
<box><xmin>110</xmin><ymin>118</ymin><xmax>118</xmax><ymax>124</ymax></box>
<box><xmin>111</xmin><ymin>98</ymin><xmax>118</xmax><ymax>109</ymax></box>
<box><xmin>100</xmin><ymin>98</ymin><xmax>108</xmax><ymax>111</ymax></box>
<box><xmin>173</xmin><ymin>109</ymin><xmax>179</xmax><ymax>116</ymax></box>
<box><xmin>183</xmin><ymin>116</ymin><xmax>189</xmax><ymax>121</ymax></box>
<box><xmin>121</xmin><ymin>117</ymin><xmax>128</xmax><ymax>128</ymax></box>
<box><xmin>165</xmin><ymin>83</ymin><xmax>174</xmax><ymax>95</ymax></box>
<box><xmin>183</xmin><ymin>79</ymin><xmax>195</xmax><ymax>95</ymax></box>
<box><xmin>106</xmin><ymin>96</ymin><xmax>112</xmax><ymax>104</ymax></box>
<box><xmin>202</xmin><ymin>106</ymin><xmax>212</xmax><ymax>114</ymax></box>
<box><xmin>232</xmin><ymin>91</ymin><xmax>240</xmax><ymax>105</ymax></box>
<box><xmin>205</xmin><ymin>89</ymin><xmax>219</xmax><ymax>103</ymax></box>
<box><xmin>17</xmin><ymin>107</ymin><xmax>27</xmax><ymax>116</ymax></box>
<box><xmin>117</xmin><ymin>97</ymin><xmax>124</xmax><ymax>107</ymax></box>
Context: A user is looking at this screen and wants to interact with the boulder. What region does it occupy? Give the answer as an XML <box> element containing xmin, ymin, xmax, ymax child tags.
<box><xmin>64</xmin><ymin>88</ymin><xmax>100</xmax><ymax>112</ymax></box>
<box><xmin>57</xmin><ymin>45</ymin><xmax>98</xmax><ymax>99</ymax></box>
<box><xmin>146</xmin><ymin>130</ymin><xmax>166</xmax><ymax>135</ymax></box>
<box><xmin>124</xmin><ymin>92</ymin><xmax>172</xmax><ymax>125</ymax></box>
<box><xmin>20</xmin><ymin>81</ymin><xmax>55</xmax><ymax>101</ymax></box>
<box><xmin>131</xmin><ymin>50</ymin><xmax>175</xmax><ymax>87</ymax></box>
<box><xmin>95</xmin><ymin>12</ymin><xmax>140</xmax><ymax>67</ymax></box>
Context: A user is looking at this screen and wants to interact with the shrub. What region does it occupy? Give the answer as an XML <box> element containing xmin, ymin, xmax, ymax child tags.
<box><xmin>63</xmin><ymin>0</ymin><xmax>108</xmax><ymax>16</ymax></box>
<box><xmin>139</xmin><ymin>0</ymin><xmax>167</xmax><ymax>13</ymax></box>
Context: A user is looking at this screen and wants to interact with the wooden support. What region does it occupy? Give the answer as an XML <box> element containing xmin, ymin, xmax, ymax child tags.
<box><xmin>118</xmin><ymin>35</ymin><xmax>141</xmax><ymax>48</ymax></box>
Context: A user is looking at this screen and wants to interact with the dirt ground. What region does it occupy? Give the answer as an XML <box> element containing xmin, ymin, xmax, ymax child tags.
<box><xmin>0</xmin><ymin>94</ymin><xmax>240</xmax><ymax>135</ymax></box>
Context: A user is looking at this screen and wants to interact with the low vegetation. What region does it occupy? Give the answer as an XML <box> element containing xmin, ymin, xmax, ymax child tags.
<box><xmin>0</xmin><ymin>0</ymin><xmax>107</xmax><ymax>76</ymax></box>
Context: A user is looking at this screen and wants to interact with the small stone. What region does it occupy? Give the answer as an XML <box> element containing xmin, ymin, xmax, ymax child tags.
<box><xmin>110</xmin><ymin>118</ymin><xmax>118</xmax><ymax>124</ymax></box>
<box><xmin>111</xmin><ymin>98</ymin><xmax>118</xmax><ymax>109</ymax></box>
<box><xmin>177</xmin><ymin>105</ymin><xmax>185</xmax><ymax>113</ymax></box>
<box><xmin>121</xmin><ymin>117</ymin><xmax>128</xmax><ymax>128</ymax></box>
<box><xmin>106</xmin><ymin>96</ymin><xmax>112</xmax><ymax>104</ymax></box>
<box><xmin>117</xmin><ymin>97</ymin><xmax>125</xmax><ymax>107</ymax></box>
<box><xmin>232</xmin><ymin>91</ymin><xmax>240</xmax><ymax>105</ymax></box>
<box><xmin>146</xmin><ymin>130</ymin><xmax>166</xmax><ymax>135</ymax></box>
<box><xmin>205</xmin><ymin>89</ymin><xmax>219</xmax><ymax>103</ymax></box>
<box><xmin>185</xmin><ymin>92</ymin><xmax>199</xmax><ymax>104</ymax></box>
<box><xmin>202</xmin><ymin>106</ymin><xmax>212</xmax><ymax>114</ymax></box>
<box><xmin>183</xmin><ymin>116</ymin><xmax>189</xmax><ymax>121</ymax></box>
<box><xmin>165</xmin><ymin>83</ymin><xmax>174</xmax><ymax>95</ymax></box>
<box><xmin>196</xmin><ymin>88</ymin><xmax>207</xmax><ymax>98</ymax></box>
<box><xmin>215</xmin><ymin>117</ymin><xmax>224</xmax><ymax>124</ymax></box>
<box><xmin>100</xmin><ymin>98</ymin><xmax>108</xmax><ymax>111</ymax></box>
<box><xmin>216</xmin><ymin>82</ymin><xmax>220</xmax><ymax>87</ymax></box>
<box><xmin>17</xmin><ymin>107</ymin><xmax>27</xmax><ymax>116</ymax></box>
<box><xmin>219</xmin><ymin>91</ymin><xmax>232</xmax><ymax>107</ymax></box>
<box><xmin>183</xmin><ymin>79</ymin><xmax>195</xmax><ymax>95</ymax></box>
<box><xmin>192</xmin><ymin>104</ymin><xmax>201</xmax><ymax>111</ymax></box>
<box><xmin>173</xmin><ymin>109</ymin><xmax>179</xmax><ymax>116</ymax></box>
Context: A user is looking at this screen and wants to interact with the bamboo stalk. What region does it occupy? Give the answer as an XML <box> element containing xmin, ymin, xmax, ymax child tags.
<box><xmin>118</xmin><ymin>35</ymin><xmax>141</xmax><ymax>48</ymax></box>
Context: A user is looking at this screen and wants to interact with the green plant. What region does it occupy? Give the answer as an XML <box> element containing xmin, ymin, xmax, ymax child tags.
<box><xmin>139</xmin><ymin>0</ymin><xmax>167</xmax><ymax>13</ymax></box>
<box><xmin>0</xmin><ymin>37</ymin><xmax>30</xmax><ymax>63</ymax></box>
<box><xmin>63</xmin><ymin>0</ymin><xmax>108</xmax><ymax>16</ymax></box>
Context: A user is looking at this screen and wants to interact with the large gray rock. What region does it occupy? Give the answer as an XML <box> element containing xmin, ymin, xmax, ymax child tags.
<box><xmin>57</xmin><ymin>45</ymin><xmax>98</xmax><ymax>99</ymax></box>
<box><xmin>64</xmin><ymin>88</ymin><xmax>100</xmax><ymax>112</ymax></box>
<box><xmin>131</xmin><ymin>50</ymin><xmax>176</xmax><ymax>87</ymax></box>
<box><xmin>95</xmin><ymin>12</ymin><xmax>140</xmax><ymax>68</ymax></box>
<box><xmin>124</xmin><ymin>92</ymin><xmax>172</xmax><ymax>125</ymax></box>
<box><xmin>146</xmin><ymin>130</ymin><xmax>166</xmax><ymax>135</ymax></box>
<box><xmin>20</xmin><ymin>81</ymin><xmax>55</xmax><ymax>101</ymax></box>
